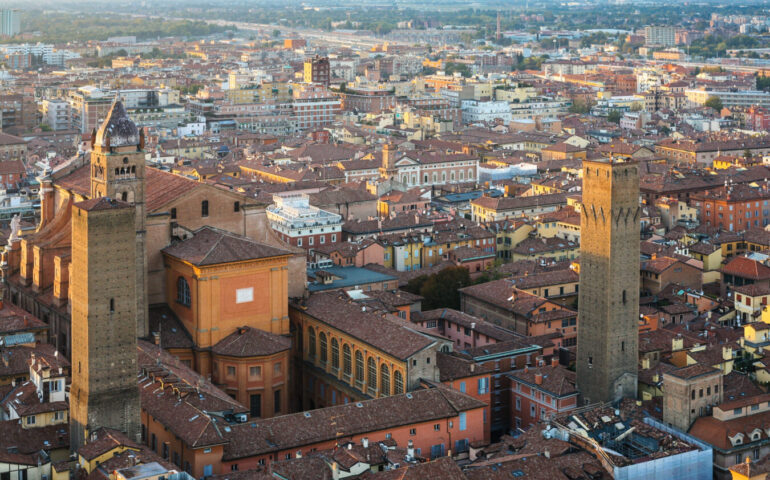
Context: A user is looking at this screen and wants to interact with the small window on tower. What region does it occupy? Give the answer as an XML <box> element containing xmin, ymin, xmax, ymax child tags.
<box><xmin>234</xmin><ymin>201</ymin><xmax>240</xmax><ymax>212</ymax></box>
<box><xmin>621</xmin><ymin>341</ymin><xmax>625</xmax><ymax>352</ymax></box>
<box><xmin>622</xmin><ymin>290</ymin><xmax>627</xmax><ymax>304</ymax></box>
<box><xmin>170</xmin><ymin>208</ymin><xmax>177</xmax><ymax>220</ymax></box>
<box><xmin>201</xmin><ymin>200</ymin><xmax>209</xmax><ymax>217</ymax></box>
<box><xmin>123</xmin><ymin>157</ymin><xmax>129</xmax><ymax>164</ymax></box>
<box><xmin>110</xmin><ymin>298</ymin><xmax>115</xmax><ymax>312</ymax></box>
<box><xmin>121</xmin><ymin>192</ymin><xmax>128</xmax><ymax>202</ymax></box>
<box><xmin>588</xmin><ymin>356</ymin><xmax>593</xmax><ymax>367</ymax></box>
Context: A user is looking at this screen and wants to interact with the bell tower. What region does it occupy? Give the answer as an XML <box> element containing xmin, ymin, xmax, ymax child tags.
<box><xmin>89</xmin><ymin>101</ymin><xmax>148</xmax><ymax>338</ymax></box>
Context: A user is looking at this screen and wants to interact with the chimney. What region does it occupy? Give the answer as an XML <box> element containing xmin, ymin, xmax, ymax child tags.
<box><xmin>296</xmin><ymin>450</ymin><xmax>302</xmax><ymax>459</ymax></box>
<box><xmin>535</xmin><ymin>373</ymin><xmax>543</xmax><ymax>385</ymax></box>
<box><xmin>407</xmin><ymin>439</ymin><xmax>415</xmax><ymax>460</ymax></box>
<box><xmin>152</xmin><ymin>331</ymin><xmax>161</xmax><ymax>345</ymax></box>
<box><xmin>332</xmin><ymin>462</ymin><xmax>338</xmax><ymax>474</ymax></box>
<box><xmin>551</xmin><ymin>357</ymin><xmax>559</xmax><ymax>367</ymax></box>
<box><xmin>362</xmin><ymin>437</ymin><xmax>369</xmax><ymax>448</ymax></box>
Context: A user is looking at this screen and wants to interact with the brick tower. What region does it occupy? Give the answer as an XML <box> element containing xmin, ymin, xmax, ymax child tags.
<box><xmin>69</xmin><ymin>196</ymin><xmax>141</xmax><ymax>450</ymax></box>
<box><xmin>576</xmin><ymin>158</ymin><xmax>640</xmax><ymax>404</ymax></box>
<box><xmin>70</xmin><ymin>101</ymin><xmax>144</xmax><ymax>450</ymax></box>
<box><xmin>89</xmin><ymin>100</ymin><xmax>148</xmax><ymax>338</ymax></box>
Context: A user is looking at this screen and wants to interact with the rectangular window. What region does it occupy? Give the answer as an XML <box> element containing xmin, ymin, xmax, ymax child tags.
<box><xmin>250</xmin><ymin>394</ymin><xmax>261</xmax><ymax>418</ymax></box>
<box><xmin>434</xmin><ymin>424</ymin><xmax>440</xmax><ymax>431</ymax></box>
<box><xmin>236</xmin><ymin>287</ymin><xmax>254</xmax><ymax>304</ymax></box>
<box><xmin>234</xmin><ymin>201</ymin><xmax>240</xmax><ymax>212</ymax></box>
<box><xmin>459</xmin><ymin>382</ymin><xmax>466</xmax><ymax>393</ymax></box>
<box><xmin>274</xmin><ymin>389</ymin><xmax>281</xmax><ymax>415</ymax></box>
<box><xmin>274</xmin><ymin>363</ymin><xmax>282</xmax><ymax>376</ymax></box>
<box><xmin>478</xmin><ymin>377</ymin><xmax>488</xmax><ymax>395</ymax></box>
<box><xmin>331</xmin><ymin>234</ymin><xmax>336</xmax><ymax>242</ymax></box>
<box><xmin>459</xmin><ymin>412</ymin><xmax>467</xmax><ymax>431</ymax></box>
<box><xmin>249</xmin><ymin>366</ymin><xmax>262</xmax><ymax>379</ymax></box>
<box><xmin>227</xmin><ymin>366</ymin><xmax>236</xmax><ymax>377</ymax></box>
<box><xmin>25</xmin><ymin>415</ymin><xmax>35</xmax><ymax>425</ymax></box>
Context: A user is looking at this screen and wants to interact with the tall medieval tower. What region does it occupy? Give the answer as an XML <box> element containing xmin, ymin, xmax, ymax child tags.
<box><xmin>70</xmin><ymin>101</ymin><xmax>144</xmax><ymax>450</ymax></box>
<box><xmin>576</xmin><ymin>158</ymin><xmax>640</xmax><ymax>404</ymax></box>
<box><xmin>89</xmin><ymin>100</ymin><xmax>148</xmax><ymax>338</ymax></box>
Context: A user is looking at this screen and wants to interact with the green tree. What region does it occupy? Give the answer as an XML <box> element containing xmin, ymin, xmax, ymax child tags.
<box><xmin>419</xmin><ymin>267</ymin><xmax>471</xmax><ymax>310</ymax></box>
<box><xmin>607</xmin><ymin>110</ymin><xmax>622</xmax><ymax>124</ymax></box>
<box><xmin>704</xmin><ymin>96</ymin><xmax>723</xmax><ymax>112</ymax></box>
<box><xmin>272</xmin><ymin>29</ymin><xmax>281</xmax><ymax>37</ymax></box>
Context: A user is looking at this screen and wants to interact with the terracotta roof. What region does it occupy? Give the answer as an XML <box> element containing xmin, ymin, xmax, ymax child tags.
<box><xmin>508</xmin><ymin>364</ymin><xmax>578</xmax><ymax>397</ymax></box>
<box><xmin>212</xmin><ymin>327</ymin><xmax>291</xmax><ymax>357</ymax></box>
<box><xmin>690</xmin><ymin>408</ymin><xmax>770</xmax><ymax>451</ymax></box>
<box><xmin>414</xmin><ymin>308</ymin><xmax>517</xmax><ymax>342</ymax></box>
<box><xmin>163</xmin><ymin>226</ymin><xmax>291</xmax><ymax>266</ymax></box>
<box><xmin>221</xmin><ymin>385</ymin><xmax>485</xmax><ymax>461</ymax></box>
<box><xmin>360</xmin><ymin>457</ymin><xmax>465</xmax><ymax>479</ymax></box>
<box><xmin>295</xmin><ymin>292</ymin><xmax>435</xmax><ymax>360</ymax></box>
<box><xmin>721</xmin><ymin>256</ymin><xmax>770</xmax><ymax>280</ymax></box>
<box><xmin>663</xmin><ymin>364</ymin><xmax>720</xmax><ymax>380</ymax></box>
<box><xmin>56</xmin><ymin>164</ymin><xmax>201</xmax><ymax>212</ymax></box>
<box><xmin>77</xmin><ymin>427</ymin><xmax>143</xmax><ymax>461</ymax></box>
<box><xmin>74</xmin><ymin>197</ymin><xmax>131</xmax><ymax>212</ymax></box>
<box><xmin>471</xmin><ymin>193</ymin><xmax>567</xmax><ymax>211</ymax></box>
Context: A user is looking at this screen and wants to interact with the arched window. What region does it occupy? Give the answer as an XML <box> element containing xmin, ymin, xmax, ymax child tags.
<box><xmin>450</xmin><ymin>172</ymin><xmax>455</xmax><ymax>182</ymax></box>
<box><xmin>355</xmin><ymin>351</ymin><xmax>364</xmax><ymax>383</ymax></box>
<box><xmin>308</xmin><ymin>327</ymin><xmax>316</xmax><ymax>359</ymax></box>
<box><xmin>343</xmin><ymin>344</ymin><xmax>352</xmax><ymax>376</ymax></box>
<box><xmin>468</xmin><ymin>168</ymin><xmax>474</xmax><ymax>179</ymax></box>
<box><xmin>380</xmin><ymin>364</ymin><xmax>390</xmax><ymax>396</ymax></box>
<box><xmin>441</xmin><ymin>172</ymin><xmax>446</xmax><ymax>182</ymax></box>
<box><xmin>319</xmin><ymin>332</ymin><xmax>328</xmax><ymax>365</ymax></box>
<box><xmin>394</xmin><ymin>370</ymin><xmax>404</xmax><ymax>395</ymax></box>
<box><xmin>367</xmin><ymin>357</ymin><xmax>377</xmax><ymax>391</ymax></box>
<box><xmin>331</xmin><ymin>338</ymin><xmax>339</xmax><ymax>370</ymax></box>
<box><xmin>176</xmin><ymin>277</ymin><xmax>191</xmax><ymax>306</ymax></box>
<box><xmin>121</xmin><ymin>191</ymin><xmax>128</xmax><ymax>202</ymax></box>
<box><xmin>201</xmin><ymin>200</ymin><xmax>209</xmax><ymax>217</ymax></box>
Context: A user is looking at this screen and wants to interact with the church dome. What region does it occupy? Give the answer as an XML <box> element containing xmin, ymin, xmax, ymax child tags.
<box><xmin>94</xmin><ymin>100</ymin><xmax>140</xmax><ymax>148</ymax></box>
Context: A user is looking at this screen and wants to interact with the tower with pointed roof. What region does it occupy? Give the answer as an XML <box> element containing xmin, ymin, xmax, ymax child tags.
<box><xmin>69</xmin><ymin>101</ymin><xmax>144</xmax><ymax>450</ymax></box>
<box><xmin>89</xmin><ymin>100</ymin><xmax>148</xmax><ymax>338</ymax></box>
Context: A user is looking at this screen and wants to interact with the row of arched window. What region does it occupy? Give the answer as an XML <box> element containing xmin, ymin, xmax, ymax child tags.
<box><xmin>307</xmin><ymin>326</ymin><xmax>404</xmax><ymax>396</ymax></box>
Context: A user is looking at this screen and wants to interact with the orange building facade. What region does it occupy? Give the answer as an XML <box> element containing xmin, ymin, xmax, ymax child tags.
<box><xmin>161</xmin><ymin>226</ymin><xmax>293</xmax><ymax>418</ymax></box>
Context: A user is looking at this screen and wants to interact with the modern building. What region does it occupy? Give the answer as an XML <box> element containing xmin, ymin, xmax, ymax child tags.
<box><xmin>303</xmin><ymin>55</ymin><xmax>330</xmax><ymax>87</ymax></box>
<box><xmin>291</xmin><ymin>83</ymin><xmax>340</xmax><ymax>131</ymax></box>
<box><xmin>644</xmin><ymin>26</ymin><xmax>676</xmax><ymax>46</ymax></box>
<box><xmin>67</xmin><ymin>87</ymin><xmax>114</xmax><ymax>134</ymax></box>
<box><xmin>0</xmin><ymin>10</ymin><xmax>20</xmax><ymax>37</ymax></box>
<box><xmin>686</xmin><ymin>90</ymin><xmax>770</xmax><ymax>108</ymax></box>
<box><xmin>267</xmin><ymin>194</ymin><xmax>343</xmax><ymax>249</ymax></box>
<box><xmin>41</xmin><ymin>99</ymin><xmax>71</xmax><ymax>131</ymax></box>
<box><xmin>576</xmin><ymin>158</ymin><xmax>640</xmax><ymax>404</ymax></box>
<box><xmin>460</xmin><ymin>100</ymin><xmax>512</xmax><ymax>125</ymax></box>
